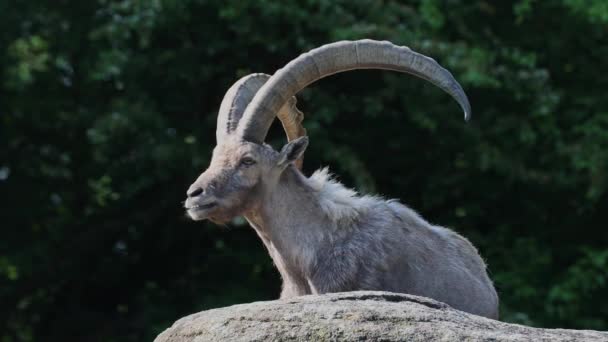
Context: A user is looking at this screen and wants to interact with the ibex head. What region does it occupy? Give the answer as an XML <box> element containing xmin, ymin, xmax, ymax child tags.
<box><xmin>185</xmin><ymin>74</ymin><xmax>308</xmax><ymax>223</ymax></box>
<box><xmin>185</xmin><ymin>40</ymin><xmax>470</xmax><ymax>223</ymax></box>
<box><xmin>185</xmin><ymin>135</ymin><xmax>308</xmax><ymax>223</ymax></box>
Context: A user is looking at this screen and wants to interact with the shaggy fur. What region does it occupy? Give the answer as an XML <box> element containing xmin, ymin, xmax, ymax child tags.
<box><xmin>307</xmin><ymin>168</ymin><xmax>380</xmax><ymax>227</ymax></box>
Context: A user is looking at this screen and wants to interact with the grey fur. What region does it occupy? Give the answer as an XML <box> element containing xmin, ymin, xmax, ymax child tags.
<box><xmin>185</xmin><ymin>137</ymin><xmax>499</xmax><ymax>319</ymax></box>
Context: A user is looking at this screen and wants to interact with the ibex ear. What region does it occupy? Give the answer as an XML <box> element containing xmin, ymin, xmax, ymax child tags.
<box><xmin>278</xmin><ymin>136</ymin><xmax>308</xmax><ymax>168</ymax></box>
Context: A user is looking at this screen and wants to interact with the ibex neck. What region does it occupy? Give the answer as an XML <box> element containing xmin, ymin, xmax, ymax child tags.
<box><xmin>244</xmin><ymin>167</ymin><xmax>331</xmax><ymax>289</ymax></box>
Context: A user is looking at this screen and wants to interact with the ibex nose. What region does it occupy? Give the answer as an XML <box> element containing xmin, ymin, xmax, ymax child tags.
<box><xmin>187</xmin><ymin>187</ymin><xmax>204</xmax><ymax>198</ymax></box>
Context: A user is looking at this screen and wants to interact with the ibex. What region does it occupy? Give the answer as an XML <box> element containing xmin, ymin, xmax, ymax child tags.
<box><xmin>185</xmin><ymin>40</ymin><xmax>499</xmax><ymax>319</ymax></box>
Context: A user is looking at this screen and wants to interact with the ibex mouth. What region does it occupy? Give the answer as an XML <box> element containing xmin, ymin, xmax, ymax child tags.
<box><xmin>186</xmin><ymin>201</ymin><xmax>219</xmax><ymax>221</ymax></box>
<box><xmin>189</xmin><ymin>202</ymin><xmax>218</xmax><ymax>211</ymax></box>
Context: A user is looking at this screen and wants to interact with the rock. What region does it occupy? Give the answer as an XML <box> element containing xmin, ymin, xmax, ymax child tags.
<box><xmin>154</xmin><ymin>291</ymin><xmax>608</xmax><ymax>342</ymax></box>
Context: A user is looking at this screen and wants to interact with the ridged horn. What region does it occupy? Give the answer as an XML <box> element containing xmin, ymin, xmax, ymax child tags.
<box><xmin>236</xmin><ymin>39</ymin><xmax>471</xmax><ymax>143</ymax></box>
<box><xmin>216</xmin><ymin>73</ymin><xmax>307</xmax><ymax>168</ymax></box>
<box><xmin>216</xmin><ymin>74</ymin><xmax>269</xmax><ymax>143</ymax></box>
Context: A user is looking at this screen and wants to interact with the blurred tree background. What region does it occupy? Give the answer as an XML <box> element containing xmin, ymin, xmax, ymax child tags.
<box><xmin>1</xmin><ymin>0</ymin><xmax>608</xmax><ymax>340</ymax></box>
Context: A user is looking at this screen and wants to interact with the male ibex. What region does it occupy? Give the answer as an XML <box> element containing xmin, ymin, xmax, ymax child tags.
<box><xmin>185</xmin><ymin>40</ymin><xmax>499</xmax><ymax>319</ymax></box>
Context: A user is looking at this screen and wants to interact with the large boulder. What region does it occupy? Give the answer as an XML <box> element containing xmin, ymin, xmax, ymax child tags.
<box><xmin>155</xmin><ymin>291</ymin><xmax>607</xmax><ymax>341</ymax></box>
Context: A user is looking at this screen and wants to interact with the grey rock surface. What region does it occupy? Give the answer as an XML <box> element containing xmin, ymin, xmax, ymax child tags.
<box><xmin>154</xmin><ymin>291</ymin><xmax>608</xmax><ymax>342</ymax></box>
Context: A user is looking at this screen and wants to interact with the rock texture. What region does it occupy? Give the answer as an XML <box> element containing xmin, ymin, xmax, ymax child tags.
<box><xmin>155</xmin><ymin>291</ymin><xmax>608</xmax><ymax>342</ymax></box>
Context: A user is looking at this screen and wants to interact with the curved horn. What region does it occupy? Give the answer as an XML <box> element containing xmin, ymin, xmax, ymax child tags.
<box><xmin>236</xmin><ymin>39</ymin><xmax>471</xmax><ymax>143</ymax></box>
<box><xmin>216</xmin><ymin>73</ymin><xmax>307</xmax><ymax>168</ymax></box>
<box><xmin>216</xmin><ymin>74</ymin><xmax>269</xmax><ymax>143</ymax></box>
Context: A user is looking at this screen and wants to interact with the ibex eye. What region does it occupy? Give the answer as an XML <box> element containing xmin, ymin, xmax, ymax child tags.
<box><xmin>240</xmin><ymin>157</ymin><xmax>256</xmax><ymax>166</ymax></box>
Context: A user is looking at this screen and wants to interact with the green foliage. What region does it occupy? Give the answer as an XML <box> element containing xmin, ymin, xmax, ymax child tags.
<box><xmin>548</xmin><ymin>248</ymin><xmax>608</xmax><ymax>329</ymax></box>
<box><xmin>1</xmin><ymin>0</ymin><xmax>607</xmax><ymax>340</ymax></box>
